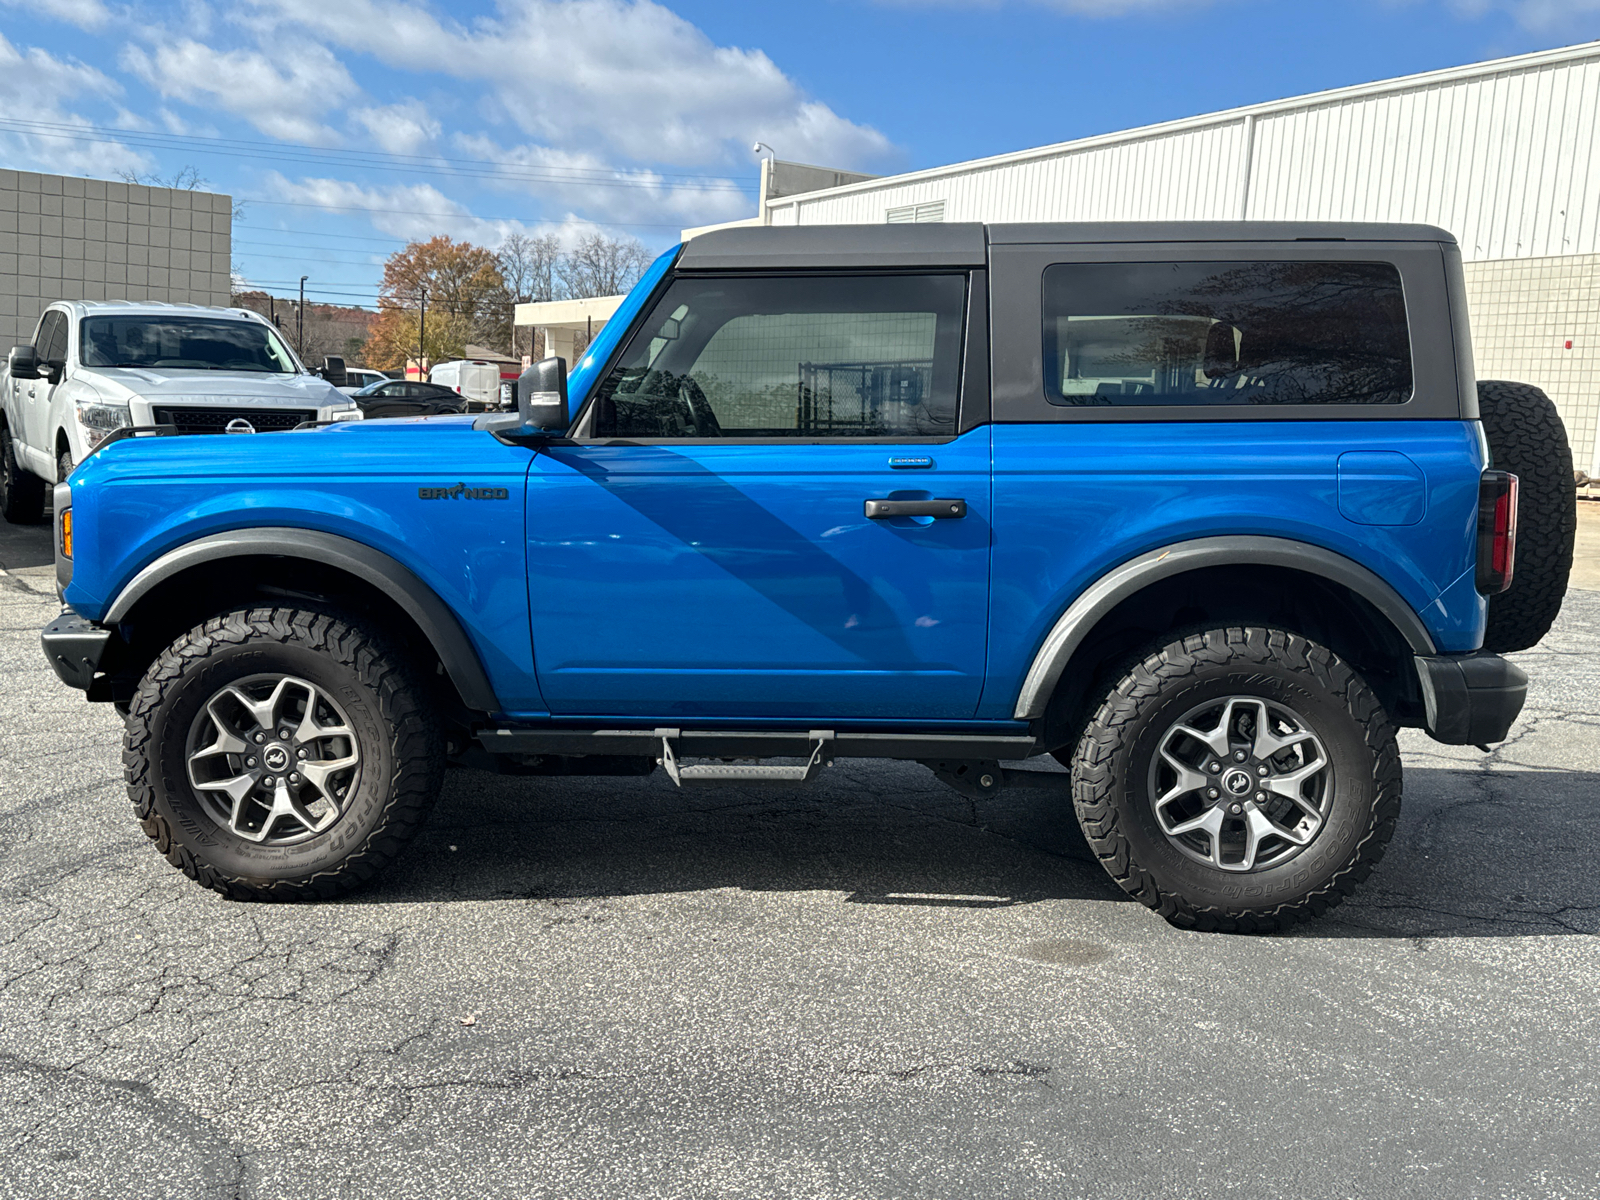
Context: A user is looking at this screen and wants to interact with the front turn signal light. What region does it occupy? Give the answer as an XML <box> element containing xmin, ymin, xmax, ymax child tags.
<box><xmin>59</xmin><ymin>507</ymin><xmax>72</xmax><ymax>559</ymax></box>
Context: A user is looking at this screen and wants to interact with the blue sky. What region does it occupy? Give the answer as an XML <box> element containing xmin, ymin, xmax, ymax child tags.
<box><xmin>0</xmin><ymin>0</ymin><xmax>1597</xmax><ymax>308</ymax></box>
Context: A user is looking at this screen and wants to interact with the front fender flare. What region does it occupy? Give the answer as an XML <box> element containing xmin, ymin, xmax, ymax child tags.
<box><xmin>1013</xmin><ymin>535</ymin><xmax>1440</xmax><ymax>720</ymax></box>
<box><xmin>104</xmin><ymin>527</ymin><xmax>502</xmax><ymax>714</ymax></box>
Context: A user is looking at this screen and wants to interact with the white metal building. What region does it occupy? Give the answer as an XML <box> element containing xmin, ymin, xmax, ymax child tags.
<box><xmin>755</xmin><ymin>41</ymin><xmax>1600</xmax><ymax>475</ymax></box>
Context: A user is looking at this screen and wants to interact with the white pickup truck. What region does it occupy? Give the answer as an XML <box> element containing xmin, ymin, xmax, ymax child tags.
<box><xmin>0</xmin><ymin>300</ymin><xmax>361</xmax><ymax>523</ymax></box>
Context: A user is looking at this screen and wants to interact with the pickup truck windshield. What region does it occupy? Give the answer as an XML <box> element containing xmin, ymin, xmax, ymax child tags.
<box><xmin>79</xmin><ymin>316</ymin><xmax>299</xmax><ymax>374</ymax></box>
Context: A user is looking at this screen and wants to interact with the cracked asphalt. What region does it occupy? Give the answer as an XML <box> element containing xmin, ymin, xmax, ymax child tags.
<box><xmin>2</xmin><ymin>548</ymin><xmax>1598</xmax><ymax>1200</ymax></box>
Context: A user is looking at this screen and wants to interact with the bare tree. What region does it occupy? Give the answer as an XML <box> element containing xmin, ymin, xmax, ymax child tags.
<box><xmin>118</xmin><ymin>164</ymin><xmax>249</xmax><ymax>221</ymax></box>
<box><xmin>497</xmin><ymin>232</ymin><xmax>561</xmax><ymax>358</ymax></box>
<box><xmin>117</xmin><ymin>164</ymin><xmax>210</xmax><ymax>190</ymax></box>
<box><xmin>557</xmin><ymin>232</ymin><xmax>653</xmax><ymax>299</ymax></box>
<box><xmin>499</xmin><ymin>232</ymin><xmax>561</xmax><ymax>304</ymax></box>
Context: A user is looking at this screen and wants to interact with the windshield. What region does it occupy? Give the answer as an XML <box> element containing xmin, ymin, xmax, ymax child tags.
<box><xmin>80</xmin><ymin>315</ymin><xmax>301</xmax><ymax>374</ymax></box>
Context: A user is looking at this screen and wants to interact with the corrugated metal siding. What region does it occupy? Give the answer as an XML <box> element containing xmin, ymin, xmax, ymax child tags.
<box><xmin>1248</xmin><ymin>57</ymin><xmax>1600</xmax><ymax>257</ymax></box>
<box><xmin>788</xmin><ymin>122</ymin><xmax>1246</xmax><ymax>228</ymax></box>
<box><xmin>771</xmin><ymin>45</ymin><xmax>1600</xmax><ymax>264</ymax></box>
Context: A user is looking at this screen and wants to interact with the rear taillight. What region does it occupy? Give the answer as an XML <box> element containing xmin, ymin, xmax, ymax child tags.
<box><xmin>1476</xmin><ymin>470</ymin><xmax>1518</xmax><ymax>595</ymax></box>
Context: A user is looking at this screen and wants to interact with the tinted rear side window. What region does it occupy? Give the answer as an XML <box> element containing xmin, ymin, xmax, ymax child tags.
<box><xmin>1042</xmin><ymin>261</ymin><xmax>1413</xmax><ymax>407</ymax></box>
<box><xmin>591</xmin><ymin>274</ymin><xmax>966</xmax><ymax>439</ymax></box>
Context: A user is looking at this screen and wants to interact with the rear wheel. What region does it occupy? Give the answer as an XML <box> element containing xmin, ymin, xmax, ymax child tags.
<box><xmin>124</xmin><ymin>606</ymin><xmax>444</xmax><ymax>900</ymax></box>
<box><xmin>1069</xmin><ymin>626</ymin><xmax>1401</xmax><ymax>933</ymax></box>
<box><xmin>1477</xmin><ymin>380</ymin><xmax>1576</xmax><ymax>652</ymax></box>
<box><xmin>0</xmin><ymin>425</ymin><xmax>45</xmax><ymax>524</ymax></box>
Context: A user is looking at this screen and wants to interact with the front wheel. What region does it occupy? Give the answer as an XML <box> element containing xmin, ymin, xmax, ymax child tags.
<box><xmin>0</xmin><ymin>425</ymin><xmax>45</xmax><ymax>524</ymax></box>
<box><xmin>124</xmin><ymin>606</ymin><xmax>444</xmax><ymax>900</ymax></box>
<box><xmin>1068</xmin><ymin>627</ymin><xmax>1401</xmax><ymax>933</ymax></box>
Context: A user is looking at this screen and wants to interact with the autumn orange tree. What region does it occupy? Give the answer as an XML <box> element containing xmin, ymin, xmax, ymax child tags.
<box><xmin>367</xmin><ymin>236</ymin><xmax>508</xmax><ymax>370</ymax></box>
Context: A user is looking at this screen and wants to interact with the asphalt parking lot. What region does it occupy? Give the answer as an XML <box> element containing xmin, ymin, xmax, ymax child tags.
<box><xmin>2</xmin><ymin>517</ymin><xmax>1599</xmax><ymax>1200</ymax></box>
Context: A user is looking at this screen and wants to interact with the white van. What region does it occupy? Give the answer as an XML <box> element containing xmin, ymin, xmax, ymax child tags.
<box><xmin>428</xmin><ymin>359</ymin><xmax>512</xmax><ymax>411</ymax></box>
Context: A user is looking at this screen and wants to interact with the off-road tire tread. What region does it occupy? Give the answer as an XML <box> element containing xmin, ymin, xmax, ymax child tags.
<box><xmin>123</xmin><ymin>606</ymin><xmax>443</xmax><ymax>901</ymax></box>
<box><xmin>1477</xmin><ymin>380</ymin><xmax>1576</xmax><ymax>653</ymax></box>
<box><xmin>1071</xmin><ymin>626</ymin><xmax>1402</xmax><ymax>934</ymax></box>
<box><xmin>0</xmin><ymin>424</ymin><xmax>45</xmax><ymax>524</ymax></box>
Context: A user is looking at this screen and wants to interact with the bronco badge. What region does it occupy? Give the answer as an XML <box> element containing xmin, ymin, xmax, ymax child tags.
<box><xmin>418</xmin><ymin>483</ymin><xmax>510</xmax><ymax>500</ymax></box>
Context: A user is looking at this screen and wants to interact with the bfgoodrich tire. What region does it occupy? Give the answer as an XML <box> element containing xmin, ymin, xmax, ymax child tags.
<box><xmin>124</xmin><ymin>606</ymin><xmax>444</xmax><ymax>900</ymax></box>
<box><xmin>1069</xmin><ymin>627</ymin><xmax>1401</xmax><ymax>933</ymax></box>
<box><xmin>1478</xmin><ymin>380</ymin><xmax>1576</xmax><ymax>653</ymax></box>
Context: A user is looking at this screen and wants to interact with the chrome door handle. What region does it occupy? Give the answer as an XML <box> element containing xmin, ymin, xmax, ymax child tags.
<box><xmin>864</xmin><ymin>498</ymin><xmax>967</xmax><ymax>519</ymax></box>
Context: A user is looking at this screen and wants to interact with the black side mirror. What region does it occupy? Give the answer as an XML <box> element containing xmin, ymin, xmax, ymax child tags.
<box><xmin>516</xmin><ymin>357</ymin><xmax>569</xmax><ymax>432</ymax></box>
<box><xmin>321</xmin><ymin>356</ymin><xmax>348</xmax><ymax>388</ymax></box>
<box><xmin>8</xmin><ymin>345</ymin><xmax>40</xmax><ymax>381</ymax></box>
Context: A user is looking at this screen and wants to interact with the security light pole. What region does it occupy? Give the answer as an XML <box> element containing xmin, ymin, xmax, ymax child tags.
<box><xmin>297</xmin><ymin>275</ymin><xmax>307</xmax><ymax>354</ymax></box>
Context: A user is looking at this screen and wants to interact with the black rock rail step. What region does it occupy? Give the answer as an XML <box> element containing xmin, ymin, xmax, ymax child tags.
<box><xmin>476</xmin><ymin>727</ymin><xmax>1040</xmax><ymax>789</ymax></box>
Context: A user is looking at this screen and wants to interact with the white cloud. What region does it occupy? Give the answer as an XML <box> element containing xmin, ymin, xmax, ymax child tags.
<box><xmin>1449</xmin><ymin>0</ymin><xmax>1600</xmax><ymax>28</ymax></box>
<box><xmin>120</xmin><ymin>39</ymin><xmax>359</xmax><ymax>143</ymax></box>
<box><xmin>262</xmin><ymin>171</ymin><xmax>668</xmax><ymax>255</ymax></box>
<box><xmin>0</xmin><ymin>0</ymin><xmax>111</xmax><ymax>31</ymax></box>
<box><xmin>450</xmin><ymin>133</ymin><xmax>751</xmax><ymax>226</ymax></box>
<box><xmin>351</xmin><ymin>100</ymin><xmax>442</xmax><ymax>155</ymax></box>
<box><xmin>0</xmin><ymin>34</ymin><xmax>145</xmax><ymax>175</ymax></box>
<box><xmin>878</xmin><ymin>0</ymin><xmax>1218</xmax><ymax>11</ymax></box>
<box><xmin>266</xmin><ymin>172</ymin><xmax>540</xmax><ymax>245</ymax></box>
<box><xmin>239</xmin><ymin>0</ymin><xmax>894</xmax><ymax>171</ymax></box>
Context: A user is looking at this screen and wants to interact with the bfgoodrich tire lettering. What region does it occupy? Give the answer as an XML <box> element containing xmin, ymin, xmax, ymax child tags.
<box><xmin>1070</xmin><ymin>627</ymin><xmax>1401</xmax><ymax>933</ymax></box>
<box><xmin>124</xmin><ymin>606</ymin><xmax>444</xmax><ymax>900</ymax></box>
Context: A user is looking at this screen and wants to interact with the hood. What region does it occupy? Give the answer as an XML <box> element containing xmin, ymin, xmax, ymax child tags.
<box><xmin>80</xmin><ymin>367</ymin><xmax>345</xmax><ymax>408</ymax></box>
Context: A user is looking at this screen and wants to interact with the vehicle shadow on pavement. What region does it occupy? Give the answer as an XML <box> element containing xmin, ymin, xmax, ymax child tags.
<box><xmin>354</xmin><ymin>756</ymin><xmax>1133</xmax><ymax>910</ymax></box>
<box><xmin>341</xmin><ymin>757</ymin><xmax>1600</xmax><ymax>937</ymax></box>
<box><xmin>1307</xmin><ymin>761</ymin><xmax>1600</xmax><ymax>939</ymax></box>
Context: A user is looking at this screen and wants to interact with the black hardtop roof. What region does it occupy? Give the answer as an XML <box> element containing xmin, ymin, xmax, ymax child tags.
<box><xmin>677</xmin><ymin>221</ymin><xmax>1456</xmax><ymax>270</ymax></box>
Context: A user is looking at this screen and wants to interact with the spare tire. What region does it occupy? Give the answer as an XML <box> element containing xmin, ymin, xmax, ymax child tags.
<box><xmin>1477</xmin><ymin>380</ymin><xmax>1576</xmax><ymax>652</ymax></box>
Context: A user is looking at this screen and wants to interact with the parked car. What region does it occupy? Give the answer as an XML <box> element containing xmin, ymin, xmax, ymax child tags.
<box><xmin>349</xmin><ymin>378</ymin><xmax>464</xmax><ymax>419</ymax></box>
<box><xmin>337</xmin><ymin>368</ymin><xmax>388</xmax><ymax>394</ymax></box>
<box><xmin>0</xmin><ymin>301</ymin><xmax>361</xmax><ymax>522</ymax></box>
<box><xmin>39</xmin><ymin>222</ymin><xmax>1576</xmax><ymax>932</ymax></box>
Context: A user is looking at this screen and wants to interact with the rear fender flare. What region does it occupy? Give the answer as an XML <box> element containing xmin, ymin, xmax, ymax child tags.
<box><xmin>1013</xmin><ymin>535</ymin><xmax>1439</xmax><ymax>720</ymax></box>
<box><xmin>104</xmin><ymin>527</ymin><xmax>501</xmax><ymax>713</ymax></box>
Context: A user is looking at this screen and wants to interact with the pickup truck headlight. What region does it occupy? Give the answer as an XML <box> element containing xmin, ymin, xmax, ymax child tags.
<box><xmin>325</xmin><ymin>407</ymin><xmax>363</xmax><ymax>423</ymax></box>
<box><xmin>75</xmin><ymin>401</ymin><xmax>133</xmax><ymax>448</ymax></box>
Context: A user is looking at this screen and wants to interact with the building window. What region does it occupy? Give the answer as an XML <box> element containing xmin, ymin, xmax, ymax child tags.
<box><xmin>886</xmin><ymin>201</ymin><xmax>946</xmax><ymax>224</ymax></box>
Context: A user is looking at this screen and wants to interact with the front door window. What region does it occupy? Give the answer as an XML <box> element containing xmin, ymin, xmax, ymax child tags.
<box><xmin>587</xmin><ymin>273</ymin><xmax>966</xmax><ymax>440</ymax></box>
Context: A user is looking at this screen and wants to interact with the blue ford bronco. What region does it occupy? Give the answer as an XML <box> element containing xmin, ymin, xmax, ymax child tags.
<box><xmin>37</xmin><ymin>222</ymin><xmax>1577</xmax><ymax>931</ymax></box>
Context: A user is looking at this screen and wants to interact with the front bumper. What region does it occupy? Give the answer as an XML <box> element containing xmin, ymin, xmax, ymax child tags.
<box><xmin>1415</xmin><ymin>651</ymin><xmax>1528</xmax><ymax>745</ymax></box>
<box><xmin>41</xmin><ymin>611</ymin><xmax>112</xmax><ymax>692</ymax></box>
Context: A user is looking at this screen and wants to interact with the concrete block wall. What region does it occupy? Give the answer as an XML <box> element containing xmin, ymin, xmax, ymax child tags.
<box><xmin>0</xmin><ymin>168</ymin><xmax>232</xmax><ymax>347</ymax></box>
<box><xmin>1463</xmin><ymin>253</ymin><xmax>1600</xmax><ymax>478</ymax></box>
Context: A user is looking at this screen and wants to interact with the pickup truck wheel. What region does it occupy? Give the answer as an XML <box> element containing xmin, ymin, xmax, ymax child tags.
<box><xmin>1477</xmin><ymin>380</ymin><xmax>1576</xmax><ymax>652</ymax></box>
<box><xmin>56</xmin><ymin>449</ymin><xmax>72</xmax><ymax>484</ymax></box>
<box><xmin>0</xmin><ymin>425</ymin><xmax>45</xmax><ymax>524</ymax></box>
<box><xmin>1069</xmin><ymin>626</ymin><xmax>1401</xmax><ymax>933</ymax></box>
<box><xmin>123</xmin><ymin>606</ymin><xmax>444</xmax><ymax>900</ymax></box>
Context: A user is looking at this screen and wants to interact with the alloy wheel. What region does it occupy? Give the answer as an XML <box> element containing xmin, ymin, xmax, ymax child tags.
<box><xmin>184</xmin><ymin>673</ymin><xmax>362</xmax><ymax>845</ymax></box>
<box><xmin>1147</xmin><ymin>695</ymin><xmax>1334</xmax><ymax>872</ymax></box>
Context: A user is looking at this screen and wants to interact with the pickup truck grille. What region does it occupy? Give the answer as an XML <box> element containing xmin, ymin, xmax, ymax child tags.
<box><xmin>150</xmin><ymin>407</ymin><xmax>318</xmax><ymax>434</ymax></box>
